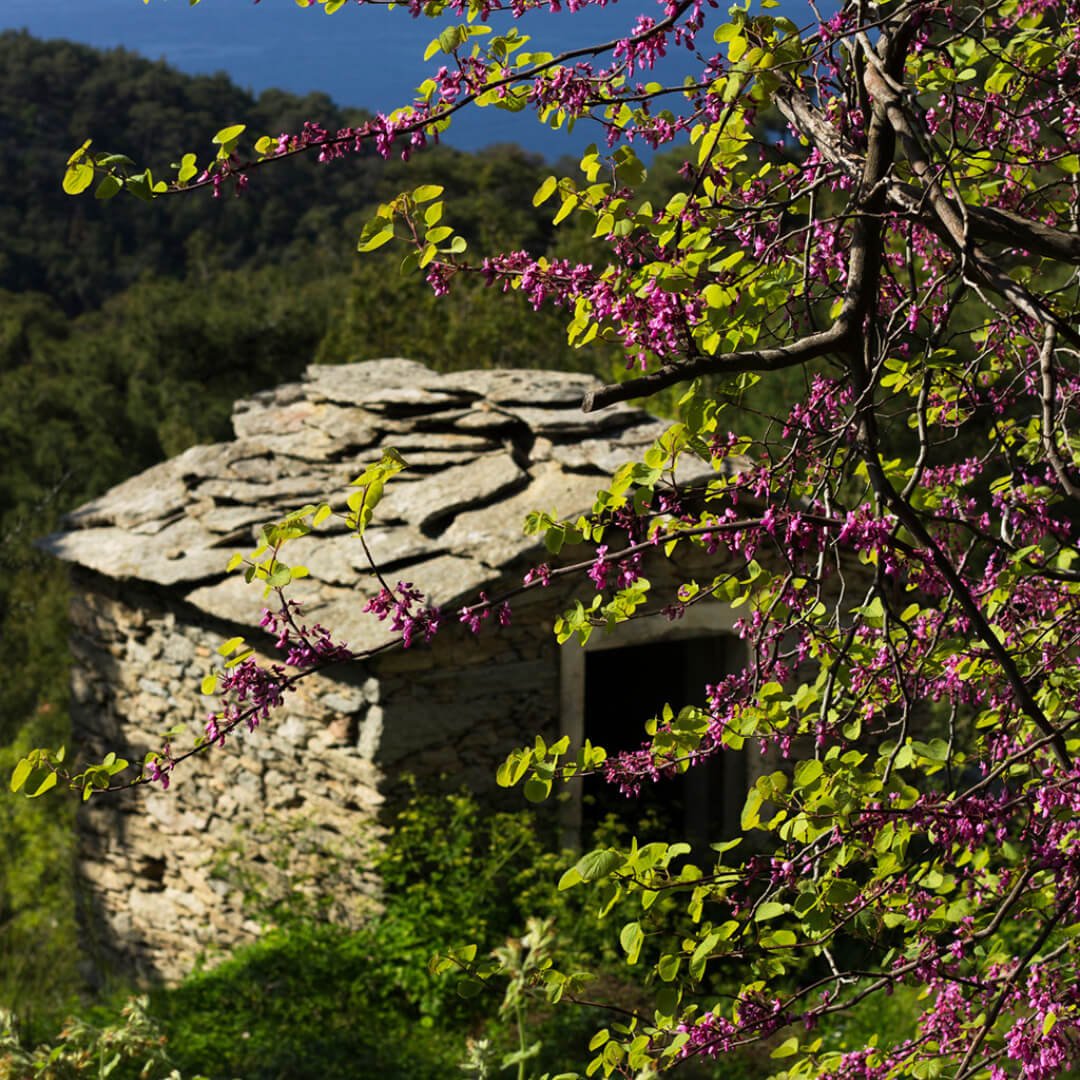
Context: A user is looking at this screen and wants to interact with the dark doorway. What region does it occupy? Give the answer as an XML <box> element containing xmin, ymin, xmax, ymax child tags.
<box><xmin>582</xmin><ymin>635</ymin><xmax>745</xmax><ymax>850</ymax></box>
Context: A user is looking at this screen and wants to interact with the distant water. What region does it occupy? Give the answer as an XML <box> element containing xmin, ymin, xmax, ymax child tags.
<box><xmin>0</xmin><ymin>0</ymin><xmax>714</xmax><ymax>158</ymax></box>
<box><xmin>2</xmin><ymin>0</ymin><xmax>816</xmax><ymax>159</ymax></box>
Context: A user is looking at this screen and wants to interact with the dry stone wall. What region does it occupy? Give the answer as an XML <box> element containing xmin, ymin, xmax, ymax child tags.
<box><xmin>68</xmin><ymin>570</ymin><xmax>384</xmax><ymax>982</ymax></box>
<box><xmin>67</xmin><ymin>560</ymin><xmax>576</xmax><ymax>984</ymax></box>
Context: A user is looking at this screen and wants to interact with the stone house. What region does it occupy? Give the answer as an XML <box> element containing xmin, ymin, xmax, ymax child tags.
<box><xmin>42</xmin><ymin>358</ymin><xmax>747</xmax><ymax>983</ymax></box>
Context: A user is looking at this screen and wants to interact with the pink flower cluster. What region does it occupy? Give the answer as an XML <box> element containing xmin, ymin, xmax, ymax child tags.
<box><xmin>364</xmin><ymin>581</ymin><xmax>442</xmax><ymax>647</ymax></box>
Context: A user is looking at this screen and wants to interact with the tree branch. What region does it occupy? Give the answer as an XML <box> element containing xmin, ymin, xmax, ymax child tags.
<box><xmin>1039</xmin><ymin>322</ymin><xmax>1080</xmax><ymax>501</ymax></box>
<box><xmin>777</xmin><ymin>69</ymin><xmax>1080</xmax><ymax>268</ymax></box>
<box><xmin>580</xmin><ymin>319</ymin><xmax>853</xmax><ymax>412</ymax></box>
<box><xmin>863</xmin><ymin>60</ymin><xmax>1080</xmax><ymax>348</ymax></box>
<box><xmin>843</xmin><ymin>23</ymin><xmax>1074</xmax><ymax>769</ymax></box>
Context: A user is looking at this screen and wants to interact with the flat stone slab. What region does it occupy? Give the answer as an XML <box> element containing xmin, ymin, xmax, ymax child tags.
<box><xmin>304</xmin><ymin>359</ymin><xmax>448</xmax><ymax>404</ymax></box>
<box><xmin>397</xmin><ymin>552</ymin><xmax>496</xmax><ymax>608</ymax></box>
<box><xmin>441</xmin><ymin>463</ymin><xmax>602</xmax><ymax>568</ymax></box>
<box><xmin>42</xmin><ymin>522</ymin><xmax>228</xmax><ymax>588</ymax></box>
<box><xmin>553</xmin><ymin>420</ymin><xmax>670</xmax><ymax>473</ymax></box>
<box><xmin>195</xmin><ymin>473</ymin><xmax>347</xmax><ymax>506</ymax></box>
<box><xmin>185</xmin><ymin>572</ymin><xmax>328</xmax><ymax>634</ymax></box>
<box><xmin>386</xmin><ymin>431</ymin><xmax>499</xmax><ymax>454</ymax></box>
<box><xmin>358</xmin><ymin>524</ymin><xmax>444</xmax><ymax>573</ymax></box>
<box><xmin>170</xmin><ymin>442</ymin><xmax>243</xmax><ymax>481</ymax></box>
<box><xmin>355</xmin><ymin>389</ymin><xmax>478</xmax><ymax>415</ymax></box>
<box><xmin>499</xmin><ymin>403</ymin><xmax>638</xmax><ymax>436</ymax></box>
<box><xmin>449</xmin><ymin>407</ymin><xmax>525</xmax><ymax>434</ymax></box>
<box><xmin>298</xmin><ymin>403</ymin><xmax>382</xmax><ymax>442</ymax></box>
<box><xmin>439</xmin><ymin>369</ymin><xmax>597</xmax><ymax>406</ymax></box>
<box><xmin>196</xmin><ymin>504</ymin><xmax>280</xmax><ymax>536</ymax></box>
<box><xmin>63</xmin><ymin>459</ymin><xmax>191</xmax><ymax>531</ymax></box>
<box><xmin>277</xmin><ymin>529</ymin><xmax>441</xmax><ymax>587</ymax></box>
<box><xmin>389</xmin><ymin>450</ymin><xmax>484</xmax><ymax>470</ymax></box>
<box><xmin>253</xmin><ymin>428</ymin><xmax>375</xmax><ymax>463</ymax></box>
<box><xmin>379</xmin><ymin>453</ymin><xmax>527</xmax><ymax>529</ymax></box>
<box><xmin>232</xmin><ymin>399</ymin><xmax>321</xmax><ymax>439</ymax></box>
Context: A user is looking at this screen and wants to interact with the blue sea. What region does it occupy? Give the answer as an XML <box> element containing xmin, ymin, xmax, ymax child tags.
<box><xmin>0</xmin><ymin>0</ymin><xmax>809</xmax><ymax>158</ymax></box>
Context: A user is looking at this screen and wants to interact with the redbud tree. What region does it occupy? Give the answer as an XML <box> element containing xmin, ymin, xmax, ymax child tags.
<box><xmin>17</xmin><ymin>0</ymin><xmax>1080</xmax><ymax>1075</ymax></box>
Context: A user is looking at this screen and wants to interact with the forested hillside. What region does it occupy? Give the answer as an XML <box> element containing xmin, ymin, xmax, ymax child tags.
<box><xmin>0</xmin><ymin>30</ymin><xmax>629</xmax><ymax>1018</ymax></box>
<box><xmin>0</xmin><ymin>29</ymin><xmax>384</xmax><ymax>312</ymax></box>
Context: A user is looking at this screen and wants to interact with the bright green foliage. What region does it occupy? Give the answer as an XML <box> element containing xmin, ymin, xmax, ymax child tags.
<box><xmin>0</xmin><ymin>783</ymin><xmax>911</xmax><ymax>1079</ymax></box>
<box><xmin>346</xmin><ymin>449</ymin><xmax>408</xmax><ymax>535</ymax></box>
<box><xmin>148</xmin><ymin>791</ymin><xmax>593</xmax><ymax>1079</ymax></box>
<box><xmin>145</xmin><ymin>789</ymin><xmax>759</xmax><ymax>1079</ymax></box>
<box><xmin>0</xmin><ymin>722</ymin><xmax>77</xmax><ymax>1019</ymax></box>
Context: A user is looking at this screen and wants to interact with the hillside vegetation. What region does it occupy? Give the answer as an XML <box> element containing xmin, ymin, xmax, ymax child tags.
<box><xmin>0</xmin><ymin>29</ymin><xmax>630</xmax><ymax>1019</ymax></box>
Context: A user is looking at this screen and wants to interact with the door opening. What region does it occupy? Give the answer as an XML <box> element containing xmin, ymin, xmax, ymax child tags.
<box><xmin>573</xmin><ymin>634</ymin><xmax>745</xmax><ymax>850</ymax></box>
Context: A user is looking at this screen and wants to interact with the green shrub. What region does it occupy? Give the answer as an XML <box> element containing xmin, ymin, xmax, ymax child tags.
<box><xmin>151</xmin><ymin>788</ymin><xmax>649</xmax><ymax>1078</ymax></box>
<box><xmin>0</xmin><ymin>996</ymin><xmax>190</xmax><ymax>1080</ymax></box>
<box><xmin>31</xmin><ymin>789</ymin><xmax>927</xmax><ymax>1079</ymax></box>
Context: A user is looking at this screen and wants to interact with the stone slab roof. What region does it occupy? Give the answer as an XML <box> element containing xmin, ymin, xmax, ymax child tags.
<box><xmin>42</xmin><ymin>359</ymin><xmax>715</xmax><ymax>652</ymax></box>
